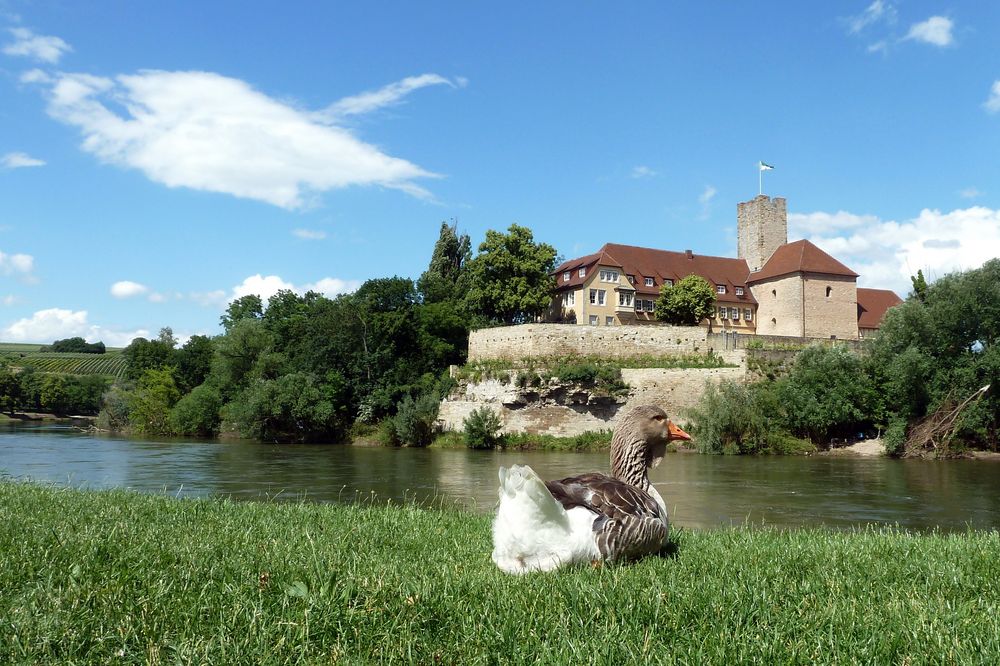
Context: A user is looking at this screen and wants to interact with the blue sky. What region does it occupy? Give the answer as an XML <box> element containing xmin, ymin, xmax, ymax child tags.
<box><xmin>1</xmin><ymin>1</ymin><xmax>999</xmax><ymax>345</ymax></box>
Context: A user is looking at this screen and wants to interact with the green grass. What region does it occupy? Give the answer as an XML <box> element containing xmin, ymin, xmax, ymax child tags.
<box><xmin>3</xmin><ymin>482</ymin><xmax>1000</xmax><ymax>663</ymax></box>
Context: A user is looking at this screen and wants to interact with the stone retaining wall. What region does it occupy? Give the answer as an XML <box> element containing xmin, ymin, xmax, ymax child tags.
<box><xmin>468</xmin><ymin>323</ymin><xmax>744</xmax><ymax>364</ymax></box>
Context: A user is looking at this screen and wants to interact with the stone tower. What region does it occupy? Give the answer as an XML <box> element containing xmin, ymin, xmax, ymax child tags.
<box><xmin>737</xmin><ymin>195</ymin><xmax>788</xmax><ymax>272</ymax></box>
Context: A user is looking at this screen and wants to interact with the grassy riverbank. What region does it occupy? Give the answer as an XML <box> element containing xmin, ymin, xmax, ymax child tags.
<box><xmin>3</xmin><ymin>483</ymin><xmax>999</xmax><ymax>663</ymax></box>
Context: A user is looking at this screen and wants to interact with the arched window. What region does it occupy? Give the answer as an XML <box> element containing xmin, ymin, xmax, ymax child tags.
<box><xmin>826</xmin><ymin>286</ymin><xmax>832</xmax><ymax>298</ymax></box>
<box><xmin>771</xmin><ymin>289</ymin><xmax>776</xmax><ymax>297</ymax></box>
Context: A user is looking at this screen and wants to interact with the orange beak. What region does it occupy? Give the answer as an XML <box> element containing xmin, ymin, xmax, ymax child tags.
<box><xmin>667</xmin><ymin>420</ymin><xmax>691</xmax><ymax>441</ymax></box>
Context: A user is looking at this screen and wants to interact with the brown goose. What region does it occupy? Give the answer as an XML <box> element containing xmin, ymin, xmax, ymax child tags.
<box><xmin>491</xmin><ymin>405</ymin><xmax>690</xmax><ymax>573</ymax></box>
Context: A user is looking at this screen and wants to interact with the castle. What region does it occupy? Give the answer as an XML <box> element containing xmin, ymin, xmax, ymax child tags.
<box><xmin>547</xmin><ymin>194</ymin><xmax>902</xmax><ymax>340</ymax></box>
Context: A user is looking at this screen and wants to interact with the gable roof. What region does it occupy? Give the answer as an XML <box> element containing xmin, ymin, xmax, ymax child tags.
<box><xmin>749</xmin><ymin>239</ymin><xmax>859</xmax><ymax>282</ymax></box>
<box><xmin>554</xmin><ymin>243</ymin><xmax>757</xmax><ymax>305</ymax></box>
<box><xmin>857</xmin><ymin>288</ymin><xmax>903</xmax><ymax>329</ymax></box>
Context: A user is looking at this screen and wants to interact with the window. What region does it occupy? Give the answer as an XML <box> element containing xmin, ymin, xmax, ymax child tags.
<box><xmin>644</xmin><ymin>299</ymin><xmax>654</xmax><ymax>312</ymax></box>
<box><xmin>735</xmin><ymin>287</ymin><xmax>744</xmax><ymax>296</ymax></box>
<box><xmin>627</xmin><ymin>275</ymin><xmax>635</xmax><ymax>284</ymax></box>
<box><xmin>719</xmin><ymin>307</ymin><xmax>728</xmax><ymax>319</ymax></box>
<box><xmin>579</xmin><ymin>267</ymin><xmax>586</xmax><ymax>278</ymax></box>
<box><xmin>606</xmin><ymin>316</ymin><xmax>615</xmax><ymax>326</ymax></box>
<box><xmin>562</xmin><ymin>271</ymin><xmax>570</xmax><ymax>282</ymax></box>
<box><xmin>599</xmin><ymin>269</ymin><xmax>619</xmax><ymax>283</ymax></box>
<box><xmin>644</xmin><ymin>277</ymin><xmax>654</xmax><ymax>287</ymax></box>
<box><xmin>563</xmin><ymin>291</ymin><xmax>575</xmax><ymax>307</ymax></box>
<box><xmin>716</xmin><ymin>285</ymin><xmax>727</xmax><ymax>294</ymax></box>
<box><xmin>618</xmin><ymin>291</ymin><xmax>633</xmax><ymax>307</ymax></box>
<box><xmin>744</xmin><ymin>308</ymin><xmax>753</xmax><ymax>321</ymax></box>
<box><xmin>772</xmin><ymin>289</ymin><xmax>776</xmax><ymax>297</ymax></box>
<box><xmin>590</xmin><ymin>289</ymin><xmax>606</xmax><ymax>306</ymax></box>
<box><xmin>589</xmin><ymin>315</ymin><xmax>598</xmax><ymax>326</ymax></box>
<box><xmin>826</xmin><ymin>286</ymin><xmax>833</xmax><ymax>298</ymax></box>
<box><xmin>729</xmin><ymin>307</ymin><xmax>738</xmax><ymax>320</ymax></box>
<box><xmin>664</xmin><ymin>279</ymin><xmax>673</xmax><ymax>287</ymax></box>
<box><xmin>589</xmin><ymin>289</ymin><xmax>597</xmax><ymax>304</ymax></box>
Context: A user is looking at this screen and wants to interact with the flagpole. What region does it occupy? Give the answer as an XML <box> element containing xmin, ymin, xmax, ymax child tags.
<box><xmin>759</xmin><ymin>166</ymin><xmax>762</xmax><ymax>195</ymax></box>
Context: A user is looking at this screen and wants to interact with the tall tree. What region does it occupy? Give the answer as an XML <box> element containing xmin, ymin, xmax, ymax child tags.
<box><xmin>464</xmin><ymin>223</ymin><xmax>558</xmax><ymax>325</ymax></box>
<box><xmin>654</xmin><ymin>274</ymin><xmax>716</xmax><ymax>325</ymax></box>
<box><xmin>221</xmin><ymin>295</ymin><xmax>264</xmax><ymax>333</ymax></box>
<box><xmin>418</xmin><ymin>221</ymin><xmax>472</xmax><ymax>304</ymax></box>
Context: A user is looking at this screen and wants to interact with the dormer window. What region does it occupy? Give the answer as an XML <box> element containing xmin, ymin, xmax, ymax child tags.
<box><xmin>716</xmin><ymin>285</ymin><xmax>727</xmax><ymax>294</ymax></box>
<box><xmin>664</xmin><ymin>279</ymin><xmax>673</xmax><ymax>287</ymax></box>
<box><xmin>563</xmin><ymin>271</ymin><xmax>570</xmax><ymax>282</ymax></box>
<box><xmin>735</xmin><ymin>287</ymin><xmax>744</xmax><ymax>296</ymax></box>
<box><xmin>644</xmin><ymin>277</ymin><xmax>654</xmax><ymax>287</ymax></box>
<box><xmin>599</xmin><ymin>269</ymin><xmax>620</xmax><ymax>283</ymax></box>
<box><xmin>578</xmin><ymin>267</ymin><xmax>586</xmax><ymax>278</ymax></box>
<box><xmin>627</xmin><ymin>275</ymin><xmax>635</xmax><ymax>284</ymax></box>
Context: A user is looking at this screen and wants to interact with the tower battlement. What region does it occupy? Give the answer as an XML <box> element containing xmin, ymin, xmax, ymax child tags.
<box><xmin>737</xmin><ymin>195</ymin><xmax>787</xmax><ymax>272</ymax></box>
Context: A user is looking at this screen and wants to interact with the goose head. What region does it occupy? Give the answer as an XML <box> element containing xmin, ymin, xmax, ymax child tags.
<box><xmin>610</xmin><ymin>405</ymin><xmax>691</xmax><ymax>487</ymax></box>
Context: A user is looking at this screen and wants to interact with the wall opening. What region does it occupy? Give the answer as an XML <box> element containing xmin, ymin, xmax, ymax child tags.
<box><xmin>826</xmin><ymin>286</ymin><xmax>832</xmax><ymax>298</ymax></box>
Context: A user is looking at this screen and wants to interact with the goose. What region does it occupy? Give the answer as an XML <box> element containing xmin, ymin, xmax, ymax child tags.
<box><xmin>491</xmin><ymin>405</ymin><xmax>691</xmax><ymax>574</ymax></box>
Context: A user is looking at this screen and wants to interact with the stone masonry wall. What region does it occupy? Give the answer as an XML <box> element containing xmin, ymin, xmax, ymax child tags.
<box><xmin>468</xmin><ymin>323</ymin><xmax>739</xmax><ymax>362</ymax></box>
<box><xmin>437</xmin><ymin>366</ymin><xmax>746</xmax><ymax>438</ymax></box>
<box><xmin>737</xmin><ymin>195</ymin><xmax>787</xmax><ymax>273</ymax></box>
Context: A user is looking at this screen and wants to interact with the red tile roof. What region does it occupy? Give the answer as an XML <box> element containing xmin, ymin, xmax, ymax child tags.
<box><xmin>554</xmin><ymin>243</ymin><xmax>757</xmax><ymax>305</ymax></box>
<box><xmin>749</xmin><ymin>239</ymin><xmax>859</xmax><ymax>282</ymax></box>
<box><xmin>857</xmin><ymin>288</ymin><xmax>903</xmax><ymax>329</ymax></box>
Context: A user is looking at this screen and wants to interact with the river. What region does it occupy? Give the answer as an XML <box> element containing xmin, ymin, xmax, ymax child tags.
<box><xmin>2</xmin><ymin>422</ymin><xmax>999</xmax><ymax>531</ymax></box>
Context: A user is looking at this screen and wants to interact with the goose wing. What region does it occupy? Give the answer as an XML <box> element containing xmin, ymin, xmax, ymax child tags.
<box><xmin>545</xmin><ymin>473</ymin><xmax>668</xmax><ymax>561</ymax></box>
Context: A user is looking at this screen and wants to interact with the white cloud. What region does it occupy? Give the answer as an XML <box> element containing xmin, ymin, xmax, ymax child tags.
<box><xmin>904</xmin><ymin>16</ymin><xmax>953</xmax><ymax>47</ymax></box>
<box><xmin>847</xmin><ymin>1</ymin><xmax>895</xmax><ymax>34</ymax></box>
<box><xmin>303</xmin><ymin>277</ymin><xmax>362</xmax><ymax>297</ymax></box>
<box><xmin>110</xmin><ymin>280</ymin><xmax>149</xmax><ymax>298</ymax></box>
<box><xmin>33</xmin><ymin>70</ymin><xmax>454</xmax><ymax>209</ymax></box>
<box><xmin>0</xmin><ymin>250</ymin><xmax>34</xmax><ymax>277</ymax></box>
<box><xmin>984</xmin><ymin>81</ymin><xmax>1000</xmax><ymax>114</ymax></box>
<box><xmin>229</xmin><ymin>273</ymin><xmax>361</xmax><ymax>304</ymax></box>
<box><xmin>789</xmin><ymin>210</ymin><xmax>880</xmax><ymax>235</ymax></box>
<box><xmin>959</xmin><ymin>187</ymin><xmax>983</xmax><ymax>199</ymax></box>
<box><xmin>318</xmin><ymin>73</ymin><xmax>457</xmax><ymax>119</ymax></box>
<box><xmin>292</xmin><ymin>228</ymin><xmax>327</xmax><ymax>240</ymax></box>
<box><xmin>20</xmin><ymin>68</ymin><xmax>52</xmax><ymax>84</ymax></box>
<box><xmin>2</xmin><ymin>308</ymin><xmax>148</xmax><ymax>346</ymax></box>
<box><xmin>190</xmin><ymin>289</ymin><xmax>227</xmax><ymax>307</ymax></box>
<box><xmin>1</xmin><ymin>152</ymin><xmax>45</xmax><ymax>168</ymax></box>
<box><xmin>3</xmin><ymin>27</ymin><xmax>71</xmax><ymax>63</ymax></box>
<box><xmin>698</xmin><ymin>185</ymin><xmax>716</xmax><ymax>205</ymax></box>
<box><xmin>698</xmin><ymin>185</ymin><xmax>717</xmax><ymax>220</ymax></box>
<box><xmin>630</xmin><ymin>165</ymin><xmax>657</xmax><ymax>179</ymax></box>
<box><xmin>790</xmin><ymin>206</ymin><xmax>1000</xmax><ymax>295</ymax></box>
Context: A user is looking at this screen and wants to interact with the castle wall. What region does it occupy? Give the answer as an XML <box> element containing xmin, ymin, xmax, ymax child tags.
<box><xmin>737</xmin><ymin>195</ymin><xmax>788</xmax><ymax>272</ymax></box>
<box><xmin>468</xmin><ymin>323</ymin><xmax>740</xmax><ymax>362</ymax></box>
<box><xmin>802</xmin><ymin>273</ymin><xmax>859</xmax><ymax>340</ymax></box>
<box><xmin>751</xmin><ymin>274</ymin><xmax>805</xmax><ymax>337</ymax></box>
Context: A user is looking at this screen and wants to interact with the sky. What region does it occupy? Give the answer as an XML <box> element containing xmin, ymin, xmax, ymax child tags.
<box><xmin>1</xmin><ymin>1</ymin><xmax>999</xmax><ymax>346</ymax></box>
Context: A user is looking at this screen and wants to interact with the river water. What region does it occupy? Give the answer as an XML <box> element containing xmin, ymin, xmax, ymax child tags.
<box><xmin>2</xmin><ymin>422</ymin><xmax>999</xmax><ymax>531</ymax></box>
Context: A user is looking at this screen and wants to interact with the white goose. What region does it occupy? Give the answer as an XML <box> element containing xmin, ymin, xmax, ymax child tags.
<box><xmin>491</xmin><ymin>405</ymin><xmax>691</xmax><ymax>574</ymax></box>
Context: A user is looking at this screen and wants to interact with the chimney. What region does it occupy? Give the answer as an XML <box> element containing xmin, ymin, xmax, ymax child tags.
<box><xmin>685</xmin><ymin>249</ymin><xmax>693</xmax><ymax>259</ymax></box>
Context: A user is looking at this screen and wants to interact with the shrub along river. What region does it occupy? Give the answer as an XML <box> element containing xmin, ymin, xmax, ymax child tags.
<box><xmin>2</xmin><ymin>421</ymin><xmax>999</xmax><ymax>531</ymax></box>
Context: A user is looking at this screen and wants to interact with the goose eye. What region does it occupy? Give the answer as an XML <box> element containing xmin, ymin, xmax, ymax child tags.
<box><xmin>652</xmin><ymin>415</ymin><xmax>664</xmax><ymax>422</ymax></box>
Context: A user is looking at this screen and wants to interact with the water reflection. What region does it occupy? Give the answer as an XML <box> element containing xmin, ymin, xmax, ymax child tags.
<box><xmin>2</xmin><ymin>422</ymin><xmax>999</xmax><ymax>531</ymax></box>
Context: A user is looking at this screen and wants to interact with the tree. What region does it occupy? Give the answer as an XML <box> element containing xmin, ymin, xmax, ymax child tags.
<box><xmin>43</xmin><ymin>337</ymin><xmax>106</xmax><ymax>353</ymax></box>
<box><xmin>220</xmin><ymin>295</ymin><xmax>264</xmax><ymax>333</ymax></box>
<box><xmin>122</xmin><ymin>337</ymin><xmax>175</xmax><ymax>381</ymax></box>
<box><xmin>654</xmin><ymin>274</ymin><xmax>716</xmax><ymax>325</ymax></box>
<box><xmin>128</xmin><ymin>368</ymin><xmax>181</xmax><ymax>436</ymax></box>
<box><xmin>0</xmin><ymin>363</ymin><xmax>21</xmax><ymax>415</ymax></box>
<box><xmin>174</xmin><ymin>335</ymin><xmax>215</xmax><ymax>393</ymax></box>
<box><xmin>910</xmin><ymin>269</ymin><xmax>929</xmax><ymax>303</ymax></box>
<box><xmin>464</xmin><ymin>224</ymin><xmax>558</xmax><ymax>324</ymax></box>
<box><xmin>418</xmin><ymin>221</ymin><xmax>471</xmax><ymax>304</ymax></box>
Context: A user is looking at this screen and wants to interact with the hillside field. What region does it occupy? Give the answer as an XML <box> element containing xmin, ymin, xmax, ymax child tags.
<box><xmin>0</xmin><ymin>343</ymin><xmax>127</xmax><ymax>378</ymax></box>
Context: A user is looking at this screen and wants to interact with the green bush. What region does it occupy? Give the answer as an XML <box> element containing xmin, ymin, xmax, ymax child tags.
<box><xmin>463</xmin><ymin>406</ymin><xmax>504</xmax><ymax>449</ymax></box>
<box><xmin>392</xmin><ymin>393</ymin><xmax>440</xmax><ymax>447</ymax></box>
<box><xmin>688</xmin><ymin>380</ymin><xmax>784</xmax><ymax>455</ymax></box>
<box><xmin>96</xmin><ymin>384</ymin><xmax>132</xmax><ymax>431</ymax></box>
<box><xmin>169</xmin><ymin>384</ymin><xmax>222</xmax><ymax>437</ymax></box>
<box><xmin>883</xmin><ymin>417</ymin><xmax>908</xmax><ymax>457</ymax></box>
